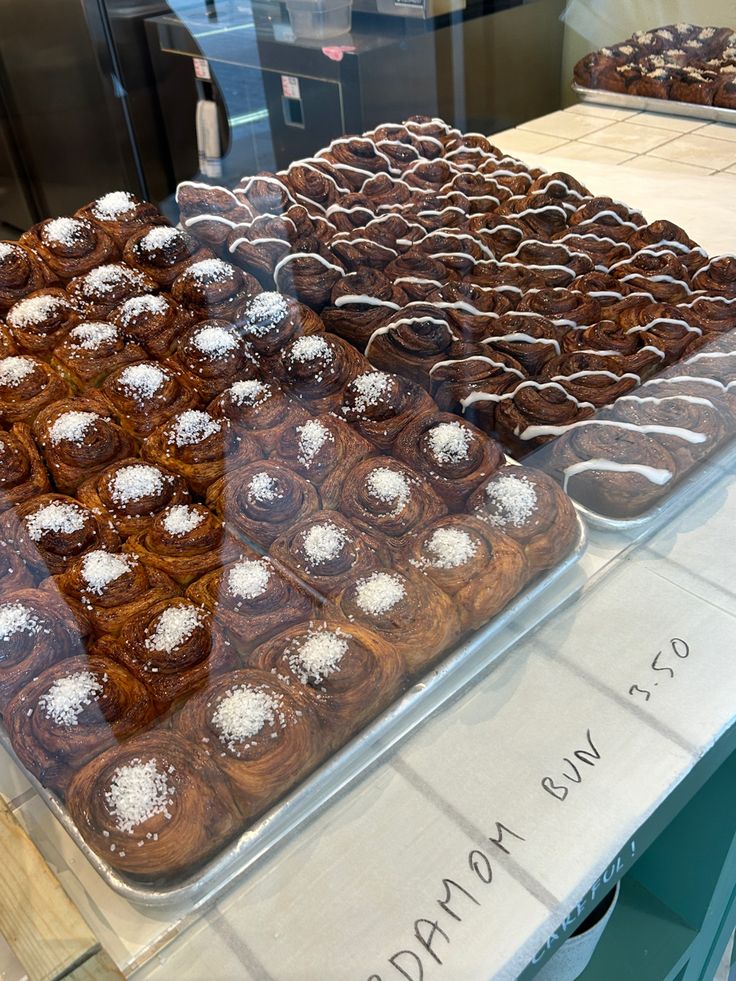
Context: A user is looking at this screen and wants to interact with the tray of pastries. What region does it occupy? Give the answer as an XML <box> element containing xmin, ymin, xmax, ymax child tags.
<box><xmin>178</xmin><ymin>117</ymin><xmax>736</xmax><ymax>528</ymax></box>
<box><xmin>0</xmin><ymin>188</ymin><xmax>586</xmax><ymax>905</ymax></box>
<box><xmin>573</xmin><ymin>22</ymin><xmax>736</xmax><ymax>120</ymax></box>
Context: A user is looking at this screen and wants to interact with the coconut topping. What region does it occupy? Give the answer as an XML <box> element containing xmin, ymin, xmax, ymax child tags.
<box><xmin>427</xmin><ymin>421</ymin><xmax>472</xmax><ymax>464</ymax></box>
<box><xmin>211</xmin><ymin>686</ymin><xmax>278</xmax><ymax>751</ymax></box>
<box><xmin>301</xmin><ymin>521</ymin><xmax>347</xmax><ymax>565</ymax></box>
<box><xmin>48</xmin><ymin>410</ymin><xmax>100</xmax><ymax>445</ymax></box>
<box><xmin>366</xmin><ymin>466</ymin><xmax>410</xmax><ymax>513</ymax></box>
<box><xmin>287</xmin><ymin>335</ymin><xmax>332</xmax><ymax>363</ymax></box>
<box><xmin>39</xmin><ymin>671</ymin><xmax>102</xmax><ymax>726</ymax></box>
<box><xmin>168</xmin><ymin>410</ymin><xmax>220</xmax><ymax>447</ymax></box>
<box><xmin>424</xmin><ymin>527</ymin><xmax>478</xmax><ymax>568</ymax></box>
<box><xmin>105</xmin><ymin>758</ymin><xmax>174</xmax><ymax>834</ymax></box>
<box><xmin>355</xmin><ymin>571</ymin><xmax>406</xmax><ymax>615</ymax></box>
<box><xmin>191</xmin><ymin>324</ymin><xmax>238</xmax><ymax>357</ymax></box>
<box><xmin>187</xmin><ymin>258</ymin><xmax>233</xmax><ymax>283</ymax></box>
<box><xmin>7</xmin><ymin>294</ymin><xmax>65</xmax><ymax>329</ymax></box>
<box><xmin>25</xmin><ymin>500</ymin><xmax>87</xmax><ymax>541</ymax></box>
<box><xmin>482</xmin><ymin>474</ymin><xmax>538</xmax><ymax>527</ymax></box>
<box><xmin>350</xmin><ymin>371</ymin><xmax>392</xmax><ymax>413</ymax></box>
<box><xmin>247</xmin><ymin>471</ymin><xmax>282</xmax><ymax>503</ymax></box>
<box><xmin>117</xmin><ymin>294</ymin><xmax>169</xmax><ymax>324</ymax></box>
<box><xmin>68</xmin><ymin>322</ymin><xmax>118</xmax><ymax>350</ymax></box>
<box><xmin>92</xmin><ymin>191</ymin><xmax>136</xmax><ymax>220</ymax></box>
<box><xmin>161</xmin><ymin>504</ymin><xmax>205</xmax><ymax>537</ymax></box>
<box><xmin>43</xmin><ymin>217</ymin><xmax>90</xmax><ymax>247</ymax></box>
<box><xmin>228</xmin><ymin>379</ymin><xmax>269</xmax><ymax>407</ymax></box>
<box><xmin>80</xmin><ymin>550</ymin><xmax>132</xmax><ymax>595</ymax></box>
<box><xmin>144</xmin><ymin>604</ymin><xmax>202</xmax><ymax>653</ymax></box>
<box><xmin>109</xmin><ymin>464</ymin><xmax>166</xmax><ymax>505</ymax></box>
<box><xmin>0</xmin><ymin>356</ymin><xmax>37</xmax><ymax>387</ymax></box>
<box><xmin>0</xmin><ymin>602</ymin><xmax>41</xmax><ymax>642</ymax></box>
<box><xmin>117</xmin><ymin>363</ymin><xmax>167</xmax><ymax>401</ymax></box>
<box><xmin>139</xmin><ymin>227</ymin><xmax>181</xmax><ymax>252</ymax></box>
<box><xmin>289</xmin><ymin>628</ymin><xmax>348</xmax><ymax>684</ymax></box>
<box><xmin>244</xmin><ymin>292</ymin><xmax>289</xmax><ymax>332</ymax></box>
<box><xmin>0</xmin><ymin>243</ymin><xmax>16</xmax><ymax>261</ymax></box>
<box><xmin>296</xmin><ymin>420</ymin><xmax>333</xmax><ymax>465</ymax></box>
<box><xmin>81</xmin><ymin>264</ymin><xmax>140</xmax><ymax>296</ymax></box>
<box><xmin>227</xmin><ymin>558</ymin><xmax>271</xmax><ymax>600</ymax></box>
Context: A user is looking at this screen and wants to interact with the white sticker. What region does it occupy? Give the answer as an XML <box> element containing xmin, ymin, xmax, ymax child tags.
<box><xmin>193</xmin><ymin>58</ymin><xmax>211</xmax><ymax>81</ymax></box>
<box><xmin>281</xmin><ymin>75</ymin><xmax>301</xmax><ymax>99</ymax></box>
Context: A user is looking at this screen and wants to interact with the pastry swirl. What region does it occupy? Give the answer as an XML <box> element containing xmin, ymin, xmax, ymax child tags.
<box><xmin>207</xmin><ymin>378</ymin><xmax>307</xmax><ymax>454</ymax></box>
<box><xmin>167</xmin><ymin>320</ymin><xmax>260</xmax><ymax>401</ymax></box>
<box><xmin>611</xmin><ymin>249</ymin><xmax>691</xmax><ymax>302</ymax></box>
<box><xmin>269</xmin><ymin>413</ymin><xmax>374</xmax><ymax>496</ymax></box>
<box><xmin>124</xmin><ymin>502</ymin><xmax>241</xmax><ymax>586</ymax></box>
<box><xmin>429</xmin><ymin>351</ymin><xmax>525</xmax><ymax>431</ymax></box>
<box><xmin>123</xmin><ymin>226</ymin><xmax>212</xmax><ymax>288</ymax></box>
<box><xmin>516</xmin><ymin>288</ymin><xmax>602</xmax><ymax>328</ymax></box>
<box><xmin>384</xmin><ymin>253</ymin><xmax>457</xmax><ymax>301</ymax></box>
<box><xmin>236</xmin><ymin>291</ymin><xmax>324</xmax><ymax>359</ymax></box>
<box><xmin>273</xmin><ymin>252</ymin><xmax>345</xmax><ymax>311</ymax></box>
<box><xmin>75</xmin><ymin>192</ymin><xmax>166</xmax><ymax>249</ymax></box>
<box><xmin>339</xmin><ymin>369</ymin><xmax>436</xmax><ymax>450</ymax></box>
<box><xmin>481</xmin><ymin>313</ymin><xmax>567</xmax><ymax>374</ymax></box>
<box><xmin>101</xmin><ymin>361</ymin><xmax>201</xmax><ymax>440</ymax></box>
<box><xmin>493</xmin><ymin>381</ymin><xmax>596</xmax><ymax>457</ymax></box>
<box><xmin>177</xmin><ymin>181</ymin><xmax>254</xmax><ymax>249</ymax></box>
<box><xmin>175</xmin><ymin>667</ymin><xmax>324</xmax><ymax>815</ymax></box>
<box><xmin>20</xmin><ymin>217</ymin><xmax>116</xmax><ymax>281</ymax></box>
<box><xmin>226</xmin><ymin>215</ymin><xmax>294</xmax><ymax>288</ymax></box>
<box><xmin>111</xmin><ymin>294</ymin><xmax>193</xmax><ymax>359</ymax></box>
<box><xmin>0</xmin><ymin>243</ymin><xmax>54</xmax><ymax>314</ymax></box>
<box><xmin>207</xmin><ymin>459</ymin><xmax>321</xmax><ymax>548</ymax></box>
<box><xmin>236</xmin><ymin>172</ymin><xmax>295</xmax><ymax>215</ymax></box>
<box><xmin>52</xmin><ymin>322</ymin><xmax>148</xmax><ymax>389</ymax></box>
<box><xmin>77</xmin><ymin>459</ymin><xmax>190</xmax><ymax>538</ymax></box>
<box><xmin>0</xmin><ymin>584</ymin><xmax>91</xmax><ymax>711</ymax></box>
<box><xmin>398</xmin><ymin>514</ymin><xmax>528</xmax><ymax>631</ymax></box>
<box><xmin>171</xmin><ymin>258</ymin><xmax>260</xmax><ymax>321</ymax></box>
<box><xmin>322</xmin><ymin>271</ymin><xmax>407</xmax><ymax>350</ymax></box>
<box><xmin>5</xmin><ymin>288</ymin><xmax>77</xmax><ymax>356</ymax></box>
<box><xmin>0</xmin><ymin>424</ymin><xmax>50</xmax><ymax>512</ymax></box>
<box><xmin>5</xmin><ymin>653</ymin><xmax>158</xmax><ymax>795</ymax></box>
<box><xmin>0</xmin><ymin>493</ymin><xmax>120</xmax><ymax>578</ymax></box>
<box><xmin>275</xmin><ymin>333</ymin><xmax>369</xmax><ymax>413</ymax></box>
<box><xmin>0</xmin><ymin>355</ymin><xmax>70</xmax><ymax>425</ymax></box>
<box><xmin>250</xmin><ymin>622</ymin><xmax>405</xmax><ymax>746</ymax></box>
<box><xmin>365</xmin><ymin>303</ymin><xmax>459</xmax><ymax>386</ymax></box>
<box><xmin>186</xmin><ymin>554</ymin><xmax>317</xmax><ymax>653</ymax></box>
<box><xmin>681</xmin><ymin>295</ymin><xmax>736</xmax><ymax>334</ymax></box>
<box><xmin>67</xmin><ymin>264</ymin><xmax>157</xmax><ymax>320</ymax></box>
<box><xmin>539</xmin><ymin>351</ymin><xmax>643</xmax><ymax>406</ymax></box>
<box><xmin>624</xmin><ymin>302</ymin><xmax>701</xmax><ymax>363</ymax></box>
<box><xmin>66</xmin><ymin>730</ymin><xmax>241</xmax><ymax>879</ymax></box>
<box><xmin>692</xmin><ymin>254</ymin><xmax>736</xmax><ymax>294</ymax></box>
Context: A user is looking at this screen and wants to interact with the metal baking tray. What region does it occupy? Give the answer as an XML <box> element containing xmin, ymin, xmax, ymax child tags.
<box><xmin>0</xmin><ymin>514</ymin><xmax>586</xmax><ymax>910</ymax></box>
<box><xmin>571</xmin><ymin>82</ymin><xmax>736</xmax><ymax>125</ymax></box>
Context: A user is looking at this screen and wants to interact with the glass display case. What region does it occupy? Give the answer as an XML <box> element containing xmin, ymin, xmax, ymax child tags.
<box><xmin>0</xmin><ymin>2</ymin><xmax>735</xmax><ymax>980</ymax></box>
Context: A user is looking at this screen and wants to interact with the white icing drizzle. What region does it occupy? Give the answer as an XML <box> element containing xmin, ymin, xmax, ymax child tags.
<box><xmin>519</xmin><ymin>418</ymin><xmax>708</xmax><ymax>444</ymax></box>
<box><xmin>562</xmin><ymin>459</ymin><xmax>673</xmax><ymax>491</ymax></box>
<box><xmin>428</xmin><ymin>355</ymin><xmax>525</xmax><ymax>379</ymax></box>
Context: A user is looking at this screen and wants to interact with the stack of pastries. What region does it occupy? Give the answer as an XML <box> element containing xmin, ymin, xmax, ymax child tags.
<box><xmin>0</xmin><ymin>185</ymin><xmax>580</xmax><ymax>881</ymax></box>
<box><xmin>178</xmin><ymin>116</ymin><xmax>736</xmax><ymax>519</ymax></box>
<box><xmin>574</xmin><ymin>23</ymin><xmax>736</xmax><ymax>109</ymax></box>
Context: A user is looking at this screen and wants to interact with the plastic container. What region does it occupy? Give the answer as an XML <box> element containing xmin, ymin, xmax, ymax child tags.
<box><xmin>286</xmin><ymin>0</ymin><xmax>352</xmax><ymax>39</ymax></box>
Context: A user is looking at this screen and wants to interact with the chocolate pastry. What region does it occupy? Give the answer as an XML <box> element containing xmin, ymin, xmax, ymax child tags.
<box><xmin>67</xmin><ymin>264</ymin><xmax>157</xmax><ymax>320</ymax></box>
<box><xmin>270</xmin><ymin>413</ymin><xmax>374</xmax><ymax>497</ymax></box>
<box><xmin>0</xmin><ymin>242</ymin><xmax>55</xmax><ymax>314</ymax></box>
<box><xmin>236</xmin><ymin>291</ymin><xmax>324</xmax><ymax>359</ymax></box>
<box><xmin>20</xmin><ymin>217</ymin><xmax>116</xmax><ymax>281</ymax></box>
<box><xmin>75</xmin><ymin>192</ymin><xmax>166</xmax><ymax>249</ymax></box>
<box><xmin>0</xmin><ymin>424</ymin><xmax>50</xmax><ymax>511</ymax></box>
<box><xmin>123</xmin><ymin>225</ymin><xmax>212</xmax><ymax>288</ymax></box>
<box><xmin>275</xmin><ymin>332</ymin><xmax>369</xmax><ymax>413</ymax></box>
<box><xmin>171</xmin><ymin>258</ymin><xmax>260</xmax><ymax>321</ymax></box>
<box><xmin>167</xmin><ymin>320</ymin><xmax>259</xmax><ymax>402</ymax></box>
<box><xmin>101</xmin><ymin>361</ymin><xmax>201</xmax><ymax>441</ymax></box>
<box><xmin>52</xmin><ymin>322</ymin><xmax>147</xmax><ymax>390</ymax></box>
<box><xmin>111</xmin><ymin>293</ymin><xmax>193</xmax><ymax>358</ymax></box>
<box><xmin>0</xmin><ymin>355</ymin><xmax>70</xmax><ymax>426</ymax></box>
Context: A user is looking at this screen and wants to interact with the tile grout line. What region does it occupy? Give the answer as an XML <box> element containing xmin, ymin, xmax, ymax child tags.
<box><xmin>206</xmin><ymin>909</ymin><xmax>278</xmax><ymax>981</ymax></box>
<box><xmin>391</xmin><ymin>757</ymin><xmax>562</xmax><ymax>913</ymax></box>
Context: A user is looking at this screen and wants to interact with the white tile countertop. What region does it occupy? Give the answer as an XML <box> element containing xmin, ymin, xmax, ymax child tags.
<box><xmin>2</xmin><ymin>104</ymin><xmax>736</xmax><ymax>981</ymax></box>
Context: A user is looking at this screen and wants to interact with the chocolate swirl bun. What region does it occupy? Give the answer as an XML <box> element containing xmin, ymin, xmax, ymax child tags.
<box><xmin>516</xmin><ymin>288</ymin><xmax>602</xmax><ymax>328</ymax></box>
<box><xmin>323</xmin><ymin>196</ymin><xmax>375</xmax><ymax>234</ymax></box>
<box><xmin>167</xmin><ymin>320</ymin><xmax>259</xmax><ymax>401</ymax></box>
<box><xmin>0</xmin><ymin>494</ymin><xmax>120</xmax><ymax>579</ymax></box>
<box><xmin>123</xmin><ymin>225</ymin><xmax>212</xmax><ymax>288</ymax></box>
<box><xmin>111</xmin><ymin>293</ymin><xmax>193</xmax><ymax>359</ymax></box>
<box><xmin>360</xmin><ymin>174</ymin><xmax>414</xmax><ymax>209</ymax></box>
<box><xmin>175</xmin><ymin>667</ymin><xmax>324</xmax><ymax>815</ymax></box>
<box><xmin>0</xmin><ymin>242</ymin><xmax>54</xmax><ymax>313</ymax></box>
<box><xmin>413</xmin><ymin>230</ymin><xmax>485</xmax><ymax>278</ymax></box>
<box><xmin>681</xmin><ymin>296</ymin><xmax>736</xmax><ymax>334</ymax></box>
<box><xmin>393</xmin><ymin>413</ymin><xmax>504</xmax><ymax>511</ymax></box>
<box><xmin>399</xmin><ymin>514</ymin><xmax>528</xmax><ymax>631</ymax></box>
<box><xmin>96</xmin><ymin>597</ymin><xmax>238</xmax><ymax>705</ymax></box>
<box><xmin>544</xmin><ymin>423</ymin><xmax>679</xmax><ymax>517</ymax></box>
<box><xmin>339</xmin><ymin>369</ymin><xmax>436</xmax><ymax>450</ymax></box>
<box><xmin>5</xmin><ymin>288</ymin><xmax>77</xmax><ymax>356</ymax></box>
<box><xmin>0</xmin><ymin>542</ymin><xmax>33</xmax><ymax>598</ymax></box>
<box><xmin>470</xmin><ymin>259</ymin><xmax>544</xmax><ymax>294</ymax></box>
<box><xmin>0</xmin><ymin>326</ymin><xmax>16</xmax><ymax>359</ymax></box>
<box><xmin>556</xmin><ymin>234</ymin><xmax>632</xmax><ymax>271</ymax></box>
<box><xmin>481</xmin><ymin>313</ymin><xmax>568</xmax><ymax>375</ymax></box>
<box><xmin>466</xmin><ymin>213</ymin><xmax>525</xmax><ymax>257</ymax></box>
<box><xmin>335</xmin><ymin>569</ymin><xmax>459</xmax><ymax>673</ymax></box>
<box><xmin>124</xmin><ymin>502</ymin><xmax>241</xmax><ymax>587</ymax></box>
<box><xmin>692</xmin><ymin>254</ymin><xmax>736</xmax><ymax>294</ymax></box>
<box><xmin>539</xmin><ymin>351</ymin><xmax>643</xmax><ymax>407</ymax></box>
<box><xmin>429</xmin><ymin>285</ymin><xmax>514</xmax><ymax>344</ymax></box>
<box><xmin>318</xmin><ymin>137</ymin><xmax>395</xmax><ymax>190</ymax></box>
<box><xmin>0</xmin><ymin>585</ymin><xmax>91</xmax><ymax>711</ymax></box>
<box><xmin>208</xmin><ymin>378</ymin><xmax>308</xmax><ymax>453</ymax></box>
<box><xmin>208</xmin><ymin>460</ymin><xmax>320</xmax><ymax>549</ymax></box>
<box><xmin>275</xmin><ymin>333</ymin><xmax>369</xmax><ymax>413</ymax></box>
<box><xmin>67</xmin><ymin>264</ymin><xmax>157</xmax><ymax>320</ymax></box>
<box><xmin>624</xmin><ymin>302</ymin><xmax>702</xmax><ymax>364</ymax></box>
<box><xmin>77</xmin><ymin>459</ymin><xmax>190</xmax><ymax>538</ymax></box>
<box><xmin>611</xmin><ymin>250</ymin><xmax>691</xmax><ymax>302</ymax></box>
<box><xmin>142</xmin><ymin>410</ymin><xmax>261</xmax><ymax>496</ymax></box>
<box><xmin>101</xmin><ymin>362</ymin><xmax>200</xmax><ymax>441</ymax></box>
<box><xmin>468</xmin><ymin>465</ymin><xmax>578</xmax><ymax>574</ymax></box>
<box><xmin>560</xmin><ymin>326</ymin><xmax>664</xmax><ymax>377</ymax></box>
<box><xmin>75</xmin><ymin>192</ymin><xmax>166</xmax><ymax>249</ymax></box>
<box><xmin>270</xmin><ymin>510</ymin><xmax>389</xmax><ymax>598</ymax></box>
<box><xmin>54</xmin><ymin>549</ymin><xmax>180</xmax><ymax>636</ymax></box>
<box><xmin>52</xmin><ymin>322</ymin><xmax>147</xmax><ymax>390</ymax></box>
<box><xmin>500</xmin><ymin>199</ymin><xmax>569</xmax><ymax>239</ymax></box>
<box><xmin>494</xmin><ymin>381</ymin><xmax>596</xmax><ymax>457</ymax></box>
<box><xmin>33</xmin><ymin>395</ymin><xmax>135</xmax><ymax>494</ymax></box>
<box><xmin>0</xmin><ymin>424</ymin><xmax>50</xmax><ymax>511</ymax></box>
<box><xmin>5</xmin><ymin>653</ymin><xmax>158</xmax><ymax>795</ymax></box>
<box><xmin>235</xmin><ymin>172</ymin><xmax>295</xmax><ymax>215</ymax></box>
<box><xmin>226</xmin><ymin>215</ymin><xmax>294</xmax><ymax>288</ymax></box>
<box><xmin>236</xmin><ymin>291</ymin><xmax>324</xmax><ymax>359</ymax></box>
<box><xmin>627</xmin><ymin>220</ymin><xmax>707</xmax><ymax>276</ymax></box>
<box><xmin>249</xmin><ymin>622</ymin><xmax>404</xmax><ymax>746</ymax></box>
<box><xmin>429</xmin><ymin>352</ymin><xmax>526</xmax><ymax>431</ymax></box>
<box><xmin>171</xmin><ymin>258</ymin><xmax>260</xmax><ymax>321</ymax></box>
<box><xmin>273</xmin><ymin>252</ymin><xmax>345</xmax><ymax>311</ymax></box>
<box><xmin>66</xmin><ymin>730</ymin><xmax>241</xmax><ymax>879</ymax></box>
<box><xmin>177</xmin><ymin>181</ymin><xmax>254</xmax><ymax>249</ymax></box>
<box><xmin>529</xmin><ymin>171</ymin><xmax>590</xmax><ymax>205</ymax></box>
<box><xmin>20</xmin><ymin>217</ymin><xmax>116</xmax><ymax>281</ymax></box>
<box><xmin>270</xmin><ymin>414</ymin><xmax>374</xmax><ymax>496</ymax></box>
<box><xmin>285</xmin><ymin>162</ymin><xmax>340</xmax><ymax>212</ymax></box>
<box><xmin>504</xmin><ymin>242</ymin><xmax>593</xmax><ymax>288</ymax></box>
<box><xmin>570</xmin><ymin>197</ymin><xmax>645</xmax><ymax>240</ymax></box>
<box><xmin>329</xmin><ymin>233</ymin><xmax>399</xmax><ymax>275</ymax></box>
<box><xmin>365</xmin><ymin>303</ymin><xmax>460</xmax><ymax>386</ymax></box>
<box><xmin>324</xmin><ymin>455</ymin><xmax>446</xmax><ymax>550</ymax></box>
<box><xmin>321</xmin><ymin>270</ymin><xmax>407</xmax><ymax>350</ymax></box>
<box><xmin>186</xmin><ymin>554</ymin><xmax>317</xmax><ymax>654</ymax></box>
<box><xmin>384</xmin><ymin>253</ymin><xmax>456</xmax><ymax>301</ymax></box>
<box><xmin>0</xmin><ymin>356</ymin><xmax>70</xmax><ymax>425</ymax></box>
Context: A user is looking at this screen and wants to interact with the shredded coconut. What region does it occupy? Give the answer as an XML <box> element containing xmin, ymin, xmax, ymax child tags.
<box><xmin>7</xmin><ymin>294</ymin><xmax>65</xmax><ymax>329</ymax></box>
<box><xmin>168</xmin><ymin>410</ymin><xmax>220</xmax><ymax>447</ymax></box>
<box><xmin>105</xmin><ymin>758</ymin><xmax>174</xmax><ymax>834</ymax></box>
<box><xmin>161</xmin><ymin>504</ymin><xmax>204</xmax><ymax>536</ymax></box>
<box><xmin>350</xmin><ymin>371</ymin><xmax>392</xmax><ymax>413</ymax></box>
<box><xmin>247</xmin><ymin>471</ymin><xmax>282</xmax><ymax>503</ymax></box>
<box><xmin>483</xmin><ymin>475</ymin><xmax>538</xmax><ymax>527</ymax></box>
<box><xmin>355</xmin><ymin>572</ymin><xmax>406</xmax><ymax>615</ymax></box>
<box><xmin>227</xmin><ymin>379</ymin><xmax>269</xmax><ymax>407</ymax></box>
<box><xmin>227</xmin><ymin>558</ymin><xmax>271</xmax><ymax>600</ymax></box>
<box><xmin>43</xmin><ymin>217</ymin><xmax>88</xmax><ymax>247</ymax></box>
<box><xmin>0</xmin><ymin>356</ymin><xmax>37</xmax><ymax>387</ymax></box>
<box><xmin>296</xmin><ymin>420</ymin><xmax>333</xmax><ymax>466</ymax></box>
<box><xmin>139</xmin><ymin>227</ymin><xmax>181</xmax><ymax>251</ymax></box>
<box><xmin>0</xmin><ymin>602</ymin><xmax>41</xmax><ymax>642</ymax></box>
<box><xmin>187</xmin><ymin>258</ymin><xmax>233</xmax><ymax>283</ymax></box>
<box><xmin>244</xmin><ymin>292</ymin><xmax>289</xmax><ymax>333</ymax></box>
<box><xmin>366</xmin><ymin>466</ymin><xmax>410</xmax><ymax>514</ymax></box>
<box><xmin>427</xmin><ymin>421</ymin><xmax>472</xmax><ymax>464</ymax></box>
<box><xmin>109</xmin><ymin>464</ymin><xmax>166</xmax><ymax>505</ymax></box>
<box><xmin>191</xmin><ymin>324</ymin><xmax>238</xmax><ymax>357</ymax></box>
<box><xmin>0</xmin><ymin>243</ymin><xmax>16</xmax><ymax>261</ymax></box>
<box><xmin>212</xmin><ymin>686</ymin><xmax>277</xmax><ymax>751</ymax></box>
<box><xmin>424</xmin><ymin>527</ymin><xmax>478</xmax><ymax>568</ymax></box>
<box><xmin>92</xmin><ymin>191</ymin><xmax>136</xmax><ymax>220</ymax></box>
<box><xmin>48</xmin><ymin>410</ymin><xmax>100</xmax><ymax>445</ymax></box>
<box><xmin>39</xmin><ymin>671</ymin><xmax>102</xmax><ymax>726</ymax></box>
<box><xmin>301</xmin><ymin>521</ymin><xmax>347</xmax><ymax>565</ymax></box>
<box><xmin>144</xmin><ymin>604</ymin><xmax>202</xmax><ymax>653</ymax></box>
<box><xmin>81</xmin><ymin>264</ymin><xmax>140</xmax><ymax>296</ymax></box>
<box><xmin>118</xmin><ymin>294</ymin><xmax>168</xmax><ymax>324</ymax></box>
<box><xmin>68</xmin><ymin>322</ymin><xmax>118</xmax><ymax>350</ymax></box>
<box><xmin>80</xmin><ymin>550</ymin><xmax>132</xmax><ymax>595</ymax></box>
<box><xmin>287</xmin><ymin>335</ymin><xmax>331</xmax><ymax>363</ymax></box>
<box><xmin>118</xmin><ymin>363</ymin><xmax>167</xmax><ymax>401</ymax></box>
<box><xmin>289</xmin><ymin>628</ymin><xmax>348</xmax><ymax>683</ymax></box>
<box><xmin>25</xmin><ymin>500</ymin><xmax>86</xmax><ymax>541</ymax></box>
